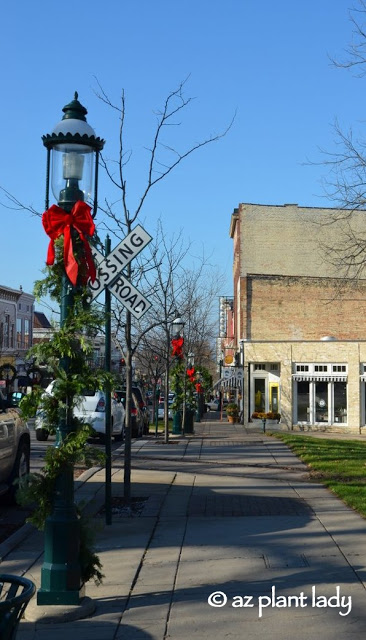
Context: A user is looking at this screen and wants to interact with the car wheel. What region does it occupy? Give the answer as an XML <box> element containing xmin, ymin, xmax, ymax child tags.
<box><xmin>7</xmin><ymin>438</ymin><xmax>30</xmax><ymax>503</ymax></box>
<box><xmin>36</xmin><ymin>428</ymin><xmax>49</xmax><ymax>441</ymax></box>
<box><xmin>114</xmin><ymin>423</ymin><xmax>125</xmax><ymax>442</ymax></box>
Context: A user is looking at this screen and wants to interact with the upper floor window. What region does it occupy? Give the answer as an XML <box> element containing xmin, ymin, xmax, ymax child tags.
<box><xmin>333</xmin><ymin>365</ymin><xmax>347</xmax><ymax>373</ymax></box>
<box><xmin>296</xmin><ymin>365</ymin><xmax>309</xmax><ymax>373</ymax></box>
<box><xmin>24</xmin><ymin>319</ymin><xmax>30</xmax><ymax>348</ymax></box>
<box><xmin>270</xmin><ymin>363</ymin><xmax>279</xmax><ymax>371</ymax></box>
<box><xmin>294</xmin><ymin>363</ymin><xmax>347</xmax><ymax>376</ymax></box>
<box><xmin>16</xmin><ymin>318</ymin><xmax>22</xmax><ymax>349</ymax></box>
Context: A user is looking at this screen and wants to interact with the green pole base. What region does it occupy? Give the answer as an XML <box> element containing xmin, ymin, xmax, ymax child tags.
<box><xmin>38</xmin><ymin>508</ymin><xmax>84</xmax><ymax>605</ymax></box>
<box><xmin>183</xmin><ymin>408</ymin><xmax>194</xmax><ymax>434</ymax></box>
<box><xmin>172</xmin><ymin>411</ymin><xmax>182</xmax><ymax>435</ymax></box>
<box><xmin>37</xmin><ymin>583</ymin><xmax>85</xmax><ymax>606</ymax></box>
<box><xmin>38</xmin><ymin>468</ymin><xmax>83</xmax><ymax>606</ymax></box>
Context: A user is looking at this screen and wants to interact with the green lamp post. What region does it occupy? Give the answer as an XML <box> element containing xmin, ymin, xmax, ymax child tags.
<box><xmin>37</xmin><ymin>94</ymin><xmax>104</xmax><ymax>606</ymax></box>
<box><xmin>171</xmin><ymin>316</ymin><xmax>185</xmax><ymax>435</ymax></box>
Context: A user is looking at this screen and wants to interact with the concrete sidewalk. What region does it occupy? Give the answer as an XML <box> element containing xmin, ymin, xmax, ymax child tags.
<box><xmin>3</xmin><ymin>416</ymin><xmax>366</xmax><ymax>639</ymax></box>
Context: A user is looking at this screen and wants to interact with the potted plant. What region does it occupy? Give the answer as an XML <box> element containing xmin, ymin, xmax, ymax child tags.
<box><xmin>226</xmin><ymin>402</ymin><xmax>239</xmax><ymax>424</ymax></box>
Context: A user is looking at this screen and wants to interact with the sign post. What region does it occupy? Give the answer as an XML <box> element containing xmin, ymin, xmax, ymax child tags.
<box><xmin>90</xmin><ymin>225</ymin><xmax>152</xmax><ymax>523</ymax></box>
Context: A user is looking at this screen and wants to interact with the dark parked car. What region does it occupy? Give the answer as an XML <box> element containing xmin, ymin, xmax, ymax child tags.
<box><xmin>115</xmin><ymin>391</ymin><xmax>144</xmax><ymax>438</ymax></box>
<box><xmin>116</xmin><ymin>386</ymin><xmax>149</xmax><ymax>435</ymax></box>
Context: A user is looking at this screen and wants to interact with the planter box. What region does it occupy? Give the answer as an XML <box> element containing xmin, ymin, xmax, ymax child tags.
<box><xmin>251</xmin><ymin>419</ymin><xmax>281</xmax><ymax>430</ymax></box>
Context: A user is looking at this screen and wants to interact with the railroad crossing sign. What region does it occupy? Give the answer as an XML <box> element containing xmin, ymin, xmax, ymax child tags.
<box><xmin>88</xmin><ymin>224</ymin><xmax>152</xmax><ymax>320</ymax></box>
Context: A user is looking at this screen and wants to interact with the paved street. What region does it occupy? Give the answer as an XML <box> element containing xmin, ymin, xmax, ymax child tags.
<box><xmin>2</xmin><ymin>414</ymin><xmax>366</xmax><ymax>639</ymax></box>
<box><xmin>0</xmin><ymin>428</ymin><xmax>123</xmax><ymax>545</ymax></box>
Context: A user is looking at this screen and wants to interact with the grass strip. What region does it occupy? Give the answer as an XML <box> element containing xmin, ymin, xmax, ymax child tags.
<box><xmin>272</xmin><ymin>434</ymin><xmax>366</xmax><ymax>517</ymax></box>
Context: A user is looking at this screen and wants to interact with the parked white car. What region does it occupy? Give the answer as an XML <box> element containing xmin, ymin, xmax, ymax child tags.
<box><xmin>206</xmin><ymin>399</ymin><xmax>220</xmax><ymax>411</ymax></box>
<box><xmin>157</xmin><ymin>402</ymin><xmax>173</xmax><ymax>419</ymax></box>
<box><xmin>35</xmin><ymin>382</ymin><xmax>125</xmax><ymax>442</ymax></box>
<box><xmin>0</xmin><ymin>390</ymin><xmax>30</xmax><ymax>503</ymax></box>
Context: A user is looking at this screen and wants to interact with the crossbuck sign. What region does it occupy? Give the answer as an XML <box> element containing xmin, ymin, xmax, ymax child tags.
<box><xmin>88</xmin><ymin>225</ymin><xmax>152</xmax><ymax>320</ymax></box>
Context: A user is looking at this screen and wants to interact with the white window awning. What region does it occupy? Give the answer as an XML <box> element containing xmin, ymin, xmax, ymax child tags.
<box><xmin>213</xmin><ymin>376</ymin><xmax>242</xmax><ymax>389</ymax></box>
<box><xmin>293</xmin><ymin>375</ymin><xmax>347</xmax><ymax>382</ymax></box>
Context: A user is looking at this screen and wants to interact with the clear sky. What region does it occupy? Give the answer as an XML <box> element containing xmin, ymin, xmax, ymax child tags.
<box><xmin>0</xmin><ymin>0</ymin><xmax>363</xmax><ymax>315</ymax></box>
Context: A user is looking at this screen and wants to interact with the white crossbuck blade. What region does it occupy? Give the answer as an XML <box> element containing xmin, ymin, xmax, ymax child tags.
<box><xmin>88</xmin><ymin>224</ymin><xmax>152</xmax><ymax>320</ymax></box>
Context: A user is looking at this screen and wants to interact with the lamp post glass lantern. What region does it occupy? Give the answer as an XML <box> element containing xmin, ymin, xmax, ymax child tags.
<box><xmin>37</xmin><ymin>94</ymin><xmax>104</xmax><ymax>606</ymax></box>
<box><xmin>171</xmin><ymin>316</ymin><xmax>185</xmax><ymax>340</ymax></box>
<box><xmin>43</xmin><ymin>92</ymin><xmax>104</xmax><ymax>213</ymax></box>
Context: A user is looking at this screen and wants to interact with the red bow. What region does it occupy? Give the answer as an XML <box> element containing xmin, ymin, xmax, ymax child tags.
<box><xmin>42</xmin><ymin>201</ymin><xmax>96</xmax><ymax>286</ymax></box>
<box><xmin>195</xmin><ymin>383</ymin><xmax>203</xmax><ymax>393</ymax></box>
<box><xmin>171</xmin><ymin>337</ymin><xmax>184</xmax><ymax>358</ymax></box>
<box><xmin>186</xmin><ymin>367</ymin><xmax>195</xmax><ymax>382</ymax></box>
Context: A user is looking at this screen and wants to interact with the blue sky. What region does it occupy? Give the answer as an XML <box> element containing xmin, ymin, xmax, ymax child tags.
<box><xmin>0</xmin><ymin>0</ymin><xmax>363</xmax><ymax>314</ymax></box>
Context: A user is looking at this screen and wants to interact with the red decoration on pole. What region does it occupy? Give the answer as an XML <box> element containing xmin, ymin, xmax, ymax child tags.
<box><xmin>186</xmin><ymin>366</ymin><xmax>195</xmax><ymax>382</ymax></box>
<box><xmin>42</xmin><ymin>200</ymin><xmax>96</xmax><ymax>286</ymax></box>
<box><xmin>195</xmin><ymin>383</ymin><xmax>203</xmax><ymax>393</ymax></box>
<box><xmin>171</xmin><ymin>337</ymin><xmax>184</xmax><ymax>358</ymax></box>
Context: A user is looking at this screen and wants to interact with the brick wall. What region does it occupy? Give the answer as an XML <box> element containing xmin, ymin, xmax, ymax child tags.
<box><xmin>235</xmin><ymin>203</ymin><xmax>366</xmax><ymax>280</ymax></box>
<box><xmin>243</xmin><ymin>274</ymin><xmax>366</xmax><ymax>341</ymax></box>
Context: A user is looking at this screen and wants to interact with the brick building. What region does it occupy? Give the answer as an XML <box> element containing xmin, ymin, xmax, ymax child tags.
<box><xmin>0</xmin><ymin>285</ymin><xmax>35</xmax><ymax>393</ymax></box>
<box><xmin>229</xmin><ymin>203</ymin><xmax>366</xmax><ymax>433</ymax></box>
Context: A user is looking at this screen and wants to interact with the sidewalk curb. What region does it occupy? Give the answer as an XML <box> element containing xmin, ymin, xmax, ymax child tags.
<box><xmin>0</xmin><ymin>522</ymin><xmax>36</xmax><ymax>562</ymax></box>
<box><xmin>0</xmin><ymin>465</ymin><xmax>104</xmax><ymax>562</ymax></box>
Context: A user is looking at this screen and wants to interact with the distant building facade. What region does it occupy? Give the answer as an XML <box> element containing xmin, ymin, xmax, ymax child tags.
<box><xmin>33</xmin><ymin>311</ymin><xmax>54</xmax><ymax>344</ymax></box>
<box><xmin>228</xmin><ymin>203</ymin><xmax>366</xmax><ymax>433</ymax></box>
<box><xmin>0</xmin><ymin>285</ymin><xmax>35</xmax><ymax>392</ymax></box>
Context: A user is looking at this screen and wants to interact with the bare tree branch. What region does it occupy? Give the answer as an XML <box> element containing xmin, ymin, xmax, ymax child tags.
<box><xmin>331</xmin><ymin>0</ymin><xmax>366</xmax><ymax>75</ymax></box>
<box><xmin>94</xmin><ymin>77</ymin><xmax>235</xmax><ymax>226</ymax></box>
<box><xmin>0</xmin><ymin>187</ymin><xmax>41</xmax><ymax>217</ymax></box>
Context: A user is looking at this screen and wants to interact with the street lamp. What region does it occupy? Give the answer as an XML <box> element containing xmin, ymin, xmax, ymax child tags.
<box><xmin>171</xmin><ymin>315</ymin><xmax>185</xmax><ymax>434</ymax></box>
<box><xmin>38</xmin><ymin>94</ymin><xmax>104</xmax><ymax>606</ymax></box>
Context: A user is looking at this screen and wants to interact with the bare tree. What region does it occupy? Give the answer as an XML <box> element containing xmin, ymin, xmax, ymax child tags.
<box><xmin>317</xmin><ymin>0</ymin><xmax>366</xmax><ymax>211</ymax></box>
<box><xmin>96</xmin><ymin>79</ymin><xmax>233</xmax><ymax>499</ymax></box>
<box><xmin>307</xmin><ymin>1</ymin><xmax>366</xmax><ymax>282</ymax></box>
<box><xmin>133</xmin><ymin>226</ymin><xmax>223</xmax><ymax>440</ymax></box>
<box><xmin>331</xmin><ymin>0</ymin><xmax>366</xmax><ymax>76</ymax></box>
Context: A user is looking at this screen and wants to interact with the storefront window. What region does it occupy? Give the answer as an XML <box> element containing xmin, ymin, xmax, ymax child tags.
<box><xmin>334</xmin><ymin>382</ymin><xmax>347</xmax><ymax>423</ymax></box>
<box><xmin>294</xmin><ymin>378</ymin><xmax>347</xmax><ymax>425</ymax></box>
<box><xmin>297</xmin><ymin>381</ymin><xmax>309</xmax><ymax>421</ymax></box>
<box><xmin>315</xmin><ymin>381</ymin><xmax>328</xmax><ymax>423</ymax></box>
